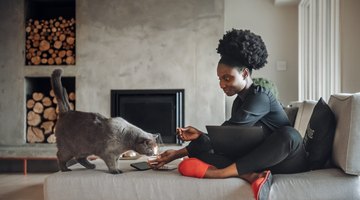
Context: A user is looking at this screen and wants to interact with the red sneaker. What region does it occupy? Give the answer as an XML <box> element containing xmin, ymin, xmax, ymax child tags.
<box><xmin>178</xmin><ymin>158</ymin><xmax>212</xmax><ymax>178</ymax></box>
<box><xmin>251</xmin><ymin>170</ymin><xmax>272</xmax><ymax>200</ymax></box>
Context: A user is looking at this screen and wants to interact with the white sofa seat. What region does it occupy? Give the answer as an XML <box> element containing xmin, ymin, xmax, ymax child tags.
<box><xmin>44</xmin><ymin>158</ymin><xmax>255</xmax><ymax>200</ymax></box>
<box><xmin>270</xmin><ymin>169</ymin><xmax>360</xmax><ymax>200</ymax></box>
<box><xmin>44</xmin><ymin>156</ymin><xmax>360</xmax><ymax>200</ymax></box>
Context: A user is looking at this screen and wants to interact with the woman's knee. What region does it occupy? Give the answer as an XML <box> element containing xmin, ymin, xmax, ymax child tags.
<box><xmin>274</xmin><ymin>126</ymin><xmax>303</xmax><ymax>145</ymax></box>
<box><xmin>186</xmin><ymin>134</ymin><xmax>213</xmax><ymax>157</ymax></box>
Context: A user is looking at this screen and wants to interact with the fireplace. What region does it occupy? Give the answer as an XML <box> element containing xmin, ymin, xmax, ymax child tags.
<box><xmin>111</xmin><ymin>89</ymin><xmax>184</xmax><ymax>144</ymax></box>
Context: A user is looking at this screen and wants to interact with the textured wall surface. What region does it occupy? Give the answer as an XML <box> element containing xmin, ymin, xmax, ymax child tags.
<box><xmin>0</xmin><ymin>0</ymin><xmax>225</xmax><ymax>145</ymax></box>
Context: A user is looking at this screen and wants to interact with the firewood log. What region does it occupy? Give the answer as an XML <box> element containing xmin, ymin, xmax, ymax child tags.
<box><xmin>31</xmin><ymin>56</ymin><xmax>41</xmax><ymax>65</ymax></box>
<box><xmin>54</xmin><ymin>40</ymin><xmax>62</xmax><ymax>49</ymax></box>
<box><xmin>53</xmin><ymin>97</ymin><xmax>58</xmax><ymax>104</ymax></box>
<box><xmin>26</xmin><ymin>26</ymin><xmax>31</xmax><ymax>33</ymax></box>
<box><xmin>32</xmin><ymin>92</ymin><xmax>44</xmax><ymax>101</ymax></box>
<box><xmin>41</xmin><ymin>58</ymin><xmax>48</xmax><ymax>64</ymax></box>
<box><xmin>26</xmin><ymin>99</ymin><xmax>35</xmax><ymax>109</ymax></box>
<box><xmin>27</xmin><ymin>111</ymin><xmax>41</xmax><ymax>126</ymax></box>
<box><xmin>43</xmin><ymin>107</ymin><xmax>57</xmax><ymax>121</ymax></box>
<box><xmin>42</xmin><ymin>96</ymin><xmax>52</xmax><ymax>107</ymax></box>
<box><xmin>58</xmin><ymin>50</ymin><xmax>66</xmax><ymax>58</ymax></box>
<box><xmin>65</xmin><ymin>56</ymin><xmax>75</xmax><ymax>65</ymax></box>
<box><xmin>55</xmin><ymin>105</ymin><xmax>59</xmax><ymax>114</ymax></box>
<box><xmin>33</xmin><ymin>102</ymin><xmax>44</xmax><ymax>114</ymax></box>
<box><xmin>66</xmin><ymin>50</ymin><xmax>73</xmax><ymax>57</ymax></box>
<box><xmin>26</xmin><ymin>52</ymin><xmax>32</xmax><ymax>60</ymax></box>
<box><xmin>48</xmin><ymin>57</ymin><xmax>55</xmax><ymax>65</ymax></box>
<box><xmin>49</xmin><ymin>89</ymin><xmax>55</xmax><ymax>97</ymax></box>
<box><xmin>55</xmin><ymin>57</ymin><xmax>62</xmax><ymax>65</ymax></box>
<box><xmin>39</xmin><ymin>40</ymin><xmax>50</xmax><ymax>51</ymax></box>
<box><xmin>59</xmin><ymin>34</ymin><xmax>66</xmax><ymax>41</ymax></box>
<box><xmin>41</xmin><ymin>121</ymin><xmax>55</xmax><ymax>135</ymax></box>
<box><xmin>68</xmin><ymin>92</ymin><xmax>76</xmax><ymax>101</ymax></box>
<box><xmin>47</xmin><ymin>134</ymin><xmax>56</xmax><ymax>143</ymax></box>
<box><xmin>27</xmin><ymin>126</ymin><xmax>45</xmax><ymax>143</ymax></box>
<box><xmin>33</xmin><ymin>33</ymin><xmax>40</xmax><ymax>41</ymax></box>
<box><xmin>66</xmin><ymin>37</ymin><xmax>75</xmax><ymax>45</ymax></box>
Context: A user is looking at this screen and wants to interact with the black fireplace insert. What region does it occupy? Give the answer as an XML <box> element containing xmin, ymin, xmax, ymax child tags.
<box><xmin>111</xmin><ymin>89</ymin><xmax>184</xmax><ymax>144</ymax></box>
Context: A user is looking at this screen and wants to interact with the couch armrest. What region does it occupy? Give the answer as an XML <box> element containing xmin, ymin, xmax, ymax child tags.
<box><xmin>329</xmin><ymin>93</ymin><xmax>360</xmax><ymax>175</ymax></box>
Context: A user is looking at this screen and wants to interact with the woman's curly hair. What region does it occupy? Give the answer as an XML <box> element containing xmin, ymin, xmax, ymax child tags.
<box><xmin>217</xmin><ymin>29</ymin><xmax>268</xmax><ymax>72</ymax></box>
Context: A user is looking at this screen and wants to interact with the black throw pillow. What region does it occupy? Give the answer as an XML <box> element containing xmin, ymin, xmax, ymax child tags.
<box><xmin>303</xmin><ymin>97</ymin><xmax>336</xmax><ymax>170</ymax></box>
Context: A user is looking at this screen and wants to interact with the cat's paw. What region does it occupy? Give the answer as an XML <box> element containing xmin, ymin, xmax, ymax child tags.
<box><xmin>60</xmin><ymin>168</ymin><xmax>72</xmax><ymax>172</ymax></box>
<box><xmin>109</xmin><ymin>169</ymin><xmax>123</xmax><ymax>174</ymax></box>
<box><xmin>86</xmin><ymin>164</ymin><xmax>96</xmax><ymax>169</ymax></box>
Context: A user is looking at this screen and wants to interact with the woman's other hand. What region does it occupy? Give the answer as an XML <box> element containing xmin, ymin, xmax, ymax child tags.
<box><xmin>177</xmin><ymin>126</ymin><xmax>203</xmax><ymax>141</ymax></box>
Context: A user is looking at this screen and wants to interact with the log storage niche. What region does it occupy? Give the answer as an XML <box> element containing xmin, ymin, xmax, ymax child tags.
<box><xmin>25</xmin><ymin>77</ymin><xmax>75</xmax><ymax>143</ymax></box>
<box><xmin>25</xmin><ymin>0</ymin><xmax>76</xmax><ymax>66</ymax></box>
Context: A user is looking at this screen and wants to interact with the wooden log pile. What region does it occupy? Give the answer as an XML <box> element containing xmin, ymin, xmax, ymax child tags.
<box><xmin>26</xmin><ymin>90</ymin><xmax>76</xmax><ymax>143</ymax></box>
<box><xmin>25</xmin><ymin>16</ymin><xmax>76</xmax><ymax>65</ymax></box>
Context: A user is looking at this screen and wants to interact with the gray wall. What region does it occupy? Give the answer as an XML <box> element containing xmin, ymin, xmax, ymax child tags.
<box><xmin>340</xmin><ymin>0</ymin><xmax>360</xmax><ymax>93</ymax></box>
<box><xmin>0</xmin><ymin>0</ymin><xmax>225</xmax><ymax>145</ymax></box>
<box><xmin>1</xmin><ymin>0</ymin><xmax>359</xmax><ymax>146</ymax></box>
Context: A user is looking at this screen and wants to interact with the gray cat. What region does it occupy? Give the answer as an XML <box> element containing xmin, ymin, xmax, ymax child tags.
<box><xmin>51</xmin><ymin>69</ymin><xmax>157</xmax><ymax>174</ymax></box>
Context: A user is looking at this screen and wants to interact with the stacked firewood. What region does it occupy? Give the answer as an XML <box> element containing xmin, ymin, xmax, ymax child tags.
<box><xmin>25</xmin><ymin>16</ymin><xmax>76</xmax><ymax>65</ymax></box>
<box><xmin>26</xmin><ymin>90</ymin><xmax>75</xmax><ymax>143</ymax></box>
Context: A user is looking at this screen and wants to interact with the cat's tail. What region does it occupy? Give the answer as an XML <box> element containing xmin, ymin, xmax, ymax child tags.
<box><xmin>51</xmin><ymin>69</ymin><xmax>71</xmax><ymax>113</ymax></box>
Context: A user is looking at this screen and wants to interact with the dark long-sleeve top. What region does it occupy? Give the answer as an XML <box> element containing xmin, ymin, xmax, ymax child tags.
<box><xmin>222</xmin><ymin>84</ymin><xmax>290</xmax><ymax>136</ymax></box>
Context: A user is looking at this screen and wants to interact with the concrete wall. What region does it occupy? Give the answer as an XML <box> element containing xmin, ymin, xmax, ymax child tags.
<box><xmin>224</xmin><ymin>0</ymin><xmax>298</xmax><ymax>118</ymax></box>
<box><xmin>0</xmin><ymin>0</ymin><xmax>225</xmax><ymax>145</ymax></box>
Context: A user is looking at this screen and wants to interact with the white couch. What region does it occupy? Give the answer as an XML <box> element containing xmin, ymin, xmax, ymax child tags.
<box><xmin>44</xmin><ymin>93</ymin><xmax>360</xmax><ymax>200</ymax></box>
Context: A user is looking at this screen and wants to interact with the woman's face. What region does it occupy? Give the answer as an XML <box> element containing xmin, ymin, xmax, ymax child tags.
<box><xmin>217</xmin><ymin>63</ymin><xmax>247</xmax><ymax>96</ymax></box>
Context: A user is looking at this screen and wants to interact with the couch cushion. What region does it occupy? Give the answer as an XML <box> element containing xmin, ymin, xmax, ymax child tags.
<box><xmin>44</xmin><ymin>158</ymin><xmax>254</xmax><ymax>200</ymax></box>
<box><xmin>270</xmin><ymin>168</ymin><xmax>360</xmax><ymax>200</ymax></box>
<box><xmin>283</xmin><ymin>106</ymin><xmax>299</xmax><ymax>127</ymax></box>
<box><xmin>303</xmin><ymin>98</ymin><xmax>336</xmax><ymax>170</ymax></box>
<box><xmin>328</xmin><ymin>93</ymin><xmax>360</xmax><ymax>175</ymax></box>
<box><xmin>291</xmin><ymin>100</ymin><xmax>317</xmax><ymax>137</ymax></box>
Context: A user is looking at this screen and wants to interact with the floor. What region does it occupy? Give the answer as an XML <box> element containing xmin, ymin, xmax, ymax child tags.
<box><xmin>0</xmin><ymin>173</ymin><xmax>51</xmax><ymax>200</ymax></box>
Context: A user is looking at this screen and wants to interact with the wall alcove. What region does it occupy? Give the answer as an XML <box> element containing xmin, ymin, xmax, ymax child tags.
<box><xmin>25</xmin><ymin>0</ymin><xmax>76</xmax><ymax>65</ymax></box>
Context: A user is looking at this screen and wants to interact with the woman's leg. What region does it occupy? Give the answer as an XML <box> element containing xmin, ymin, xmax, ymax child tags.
<box><xmin>186</xmin><ymin>129</ymin><xmax>267</xmax><ymax>169</ymax></box>
<box><xmin>186</xmin><ymin>133</ymin><xmax>234</xmax><ymax>168</ymax></box>
<box><xmin>234</xmin><ymin>126</ymin><xmax>309</xmax><ymax>175</ymax></box>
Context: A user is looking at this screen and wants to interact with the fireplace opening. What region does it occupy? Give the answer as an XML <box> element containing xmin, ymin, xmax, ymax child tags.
<box><xmin>111</xmin><ymin>89</ymin><xmax>184</xmax><ymax>144</ymax></box>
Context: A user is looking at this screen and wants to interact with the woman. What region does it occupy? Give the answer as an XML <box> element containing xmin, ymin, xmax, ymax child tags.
<box><xmin>149</xmin><ymin>29</ymin><xmax>308</xmax><ymax>200</ymax></box>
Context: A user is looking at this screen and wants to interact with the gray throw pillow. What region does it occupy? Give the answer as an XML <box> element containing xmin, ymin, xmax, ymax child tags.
<box><xmin>303</xmin><ymin>97</ymin><xmax>336</xmax><ymax>170</ymax></box>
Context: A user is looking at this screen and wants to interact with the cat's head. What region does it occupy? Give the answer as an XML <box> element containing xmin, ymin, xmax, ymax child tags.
<box><xmin>133</xmin><ymin>134</ymin><xmax>158</xmax><ymax>156</ymax></box>
<box><xmin>122</xmin><ymin>123</ymin><xmax>158</xmax><ymax>155</ymax></box>
<box><xmin>115</xmin><ymin>117</ymin><xmax>158</xmax><ymax>156</ymax></box>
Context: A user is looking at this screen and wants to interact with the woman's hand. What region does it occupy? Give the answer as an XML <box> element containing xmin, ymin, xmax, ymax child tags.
<box><xmin>177</xmin><ymin>126</ymin><xmax>203</xmax><ymax>141</ymax></box>
<box><xmin>148</xmin><ymin>149</ymin><xmax>178</xmax><ymax>169</ymax></box>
